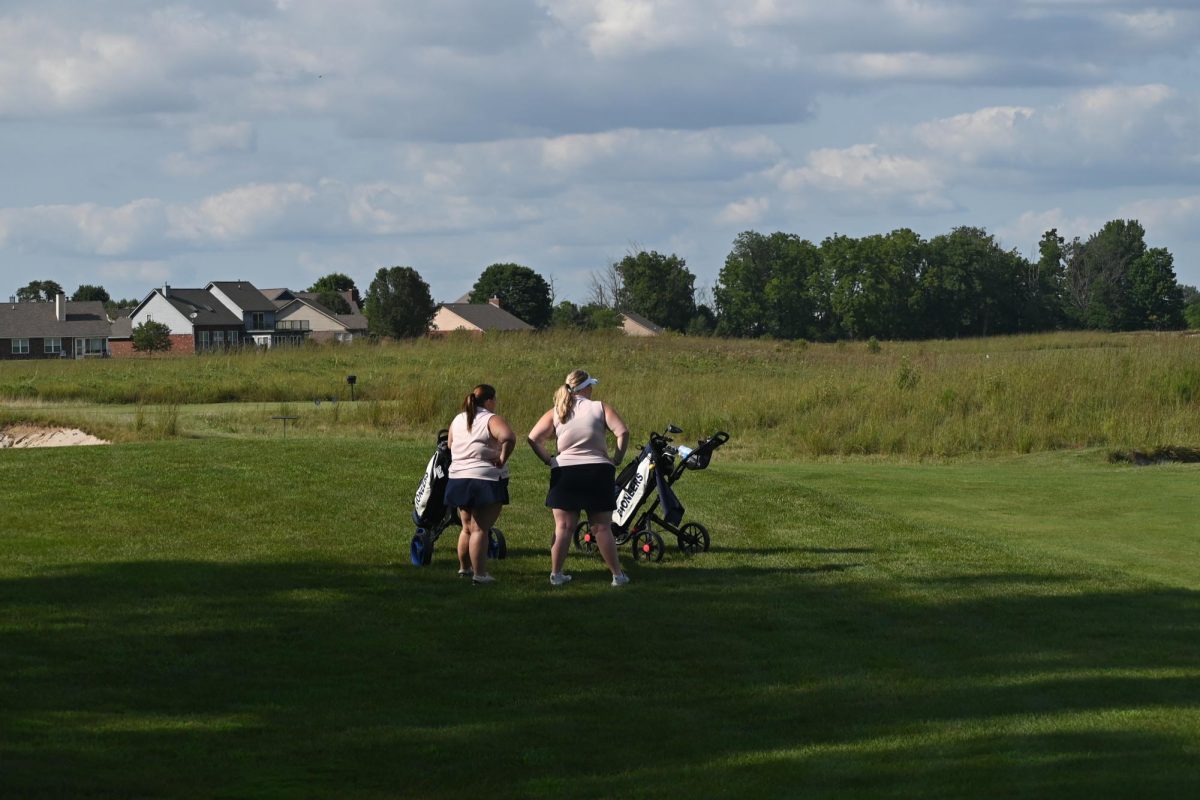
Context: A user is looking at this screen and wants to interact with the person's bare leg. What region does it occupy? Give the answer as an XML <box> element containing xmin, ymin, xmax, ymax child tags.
<box><xmin>470</xmin><ymin>504</ymin><xmax>502</xmax><ymax>578</ymax></box>
<box><xmin>456</xmin><ymin>511</ymin><xmax>471</xmax><ymax>573</ymax></box>
<box><xmin>588</xmin><ymin>511</ymin><xmax>623</xmax><ymax>576</ymax></box>
<box><xmin>551</xmin><ymin>508</ymin><xmax>579</xmax><ymax>575</ymax></box>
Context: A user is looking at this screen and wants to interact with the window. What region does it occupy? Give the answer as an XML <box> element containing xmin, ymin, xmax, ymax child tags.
<box><xmin>213</xmin><ymin>330</ymin><xmax>224</xmax><ymax>346</ymax></box>
<box><xmin>85</xmin><ymin>338</ymin><xmax>106</xmax><ymax>355</ymax></box>
<box><xmin>229</xmin><ymin>330</ymin><xmax>239</xmax><ymax>345</ymax></box>
<box><xmin>44</xmin><ymin>338</ymin><xmax>62</xmax><ymax>354</ymax></box>
<box><xmin>12</xmin><ymin>338</ymin><xmax>29</xmax><ymax>354</ymax></box>
<box><xmin>199</xmin><ymin>330</ymin><xmax>211</xmax><ymax>348</ymax></box>
<box><xmin>251</xmin><ymin>312</ymin><xmax>266</xmax><ymax>329</ymax></box>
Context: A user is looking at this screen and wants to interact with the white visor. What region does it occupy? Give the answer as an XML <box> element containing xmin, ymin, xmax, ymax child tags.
<box><xmin>571</xmin><ymin>377</ymin><xmax>599</xmax><ymax>393</ymax></box>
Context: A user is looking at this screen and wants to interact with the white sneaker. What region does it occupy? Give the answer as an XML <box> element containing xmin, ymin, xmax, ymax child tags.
<box><xmin>611</xmin><ymin>572</ymin><xmax>630</xmax><ymax>587</ymax></box>
<box><xmin>457</xmin><ymin>568</ymin><xmax>474</xmax><ymax>578</ymax></box>
<box><xmin>472</xmin><ymin>574</ymin><xmax>496</xmax><ymax>585</ymax></box>
<box><xmin>550</xmin><ymin>573</ymin><xmax>572</xmax><ymax>586</ymax></box>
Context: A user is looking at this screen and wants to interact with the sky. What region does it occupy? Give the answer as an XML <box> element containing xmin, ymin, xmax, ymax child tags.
<box><xmin>1</xmin><ymin>0</ymin><xmax>1198</xmax><ymax>306</ymax></box>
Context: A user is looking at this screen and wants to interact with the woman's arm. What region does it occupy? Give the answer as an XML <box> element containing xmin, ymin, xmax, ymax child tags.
<box><xmin>487</xmin><ymin>414</ymin><xmax>517</xmax><ymax>467</ymax></box>
<box><xmin>603</xmin><ymin>403</ymin><xmax>629</xmax><ymax>466</ymax></box>
<box><xmin>526</xmin><ymin>409</ymin><xmax>557</xmax><ymax>466</ymax></box>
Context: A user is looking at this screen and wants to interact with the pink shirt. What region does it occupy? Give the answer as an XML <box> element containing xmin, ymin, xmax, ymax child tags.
<box><xmin>552</xmin><ymin>397</ymin><xmax>611</xmax><ymax>466</ymax></box>
<box><xmin>448</xmin><ymin>410</ymin><xmax>506</xmax><ymax>481</ymax></box>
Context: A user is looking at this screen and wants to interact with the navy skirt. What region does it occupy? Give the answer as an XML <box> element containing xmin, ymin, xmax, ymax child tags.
<box><xmin>546</xmin><ymin>463</ymin><xmax>617</xmax><ymax>511</ymax></box>
<box><xmin>445</xmin><ymin>478</ymin><xmax>510</xmax><ymax>508</ymax></box>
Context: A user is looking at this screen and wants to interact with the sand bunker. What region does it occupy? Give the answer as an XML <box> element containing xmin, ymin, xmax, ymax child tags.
<box><xmin>0</xmin><ymin>425</ymin><xmax>110</xmax><ymax>448</ymax></box>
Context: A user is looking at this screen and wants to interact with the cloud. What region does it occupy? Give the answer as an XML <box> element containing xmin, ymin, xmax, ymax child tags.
<box><xmin>717</xmin><ymin>197</ymin><xmax>769</xmax><ymax>226</ymax></box>
<box><xmin>773</xmin><ymin>144</ymin><xmax>954</xmax><ymax>213</ymax></box>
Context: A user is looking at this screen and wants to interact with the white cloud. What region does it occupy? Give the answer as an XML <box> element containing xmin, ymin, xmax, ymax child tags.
<box><xmin>717</xmin><ymin>197</ymin><xmax>769</xmax><ymax>226</ymax></box>
<box><xmin>774</xmin><ymin>144</ymin><xmax>953</xmax><ymax>212</ymax></box>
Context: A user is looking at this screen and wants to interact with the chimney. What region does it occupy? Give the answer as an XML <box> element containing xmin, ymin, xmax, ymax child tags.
<box><xmin>488</xmin><ymin>295</ymin><xmax>502</xmax><ymax>308</ymax></box>
<box><xmin>163</xmin><ymin>283</ymin><xmax>171</xmax><ymax>298</ymax></box>
<box><xmin>55</xmin><ymin>293</ymin><xmax>65</xmax><ymax>321</ymax></box>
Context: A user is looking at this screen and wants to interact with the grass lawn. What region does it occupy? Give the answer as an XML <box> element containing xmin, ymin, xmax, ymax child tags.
<box><xmin>2</xmin><ymin>437</ymin><xmax>1198</xmax><ymax>798</ymax></box>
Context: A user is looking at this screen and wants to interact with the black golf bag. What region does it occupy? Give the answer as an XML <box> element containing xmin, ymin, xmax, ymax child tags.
<box><xmin>410</xmin><ymin>429</ymin><xmax>507</xmax><ymax>566</ymax></box>
<box><xmin>575</xmin><ymin>426</ymin><xmax>729</xmax><ymax>562</ymax></box>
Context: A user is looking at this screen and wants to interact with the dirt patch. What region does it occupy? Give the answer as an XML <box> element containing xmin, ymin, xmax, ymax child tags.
<box><xmin>0</xmin><ymin>425</ymin><xmax>110</xmax><ymax>448</ymax></box>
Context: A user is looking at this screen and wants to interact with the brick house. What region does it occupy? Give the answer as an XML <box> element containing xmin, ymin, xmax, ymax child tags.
<box><xmin>112</xmin><ymin>285</ymin><xmax>246</xmax><ymax>356</ymax></box>
<box><xmin>0</xmin><ymin>295</ymin><xmax>111</xmax><ymax>360</ymax></box>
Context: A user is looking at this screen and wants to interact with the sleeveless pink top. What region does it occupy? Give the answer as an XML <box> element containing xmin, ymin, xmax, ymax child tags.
<box><xmin>448</xmin><ymin>409</ymin><xmax>506</xmax><ymax>481</ymax></box>
<box><xmin>552</xmin><ymin>397</ymin><xmax>610</xmax><ymax>466</ymax></box>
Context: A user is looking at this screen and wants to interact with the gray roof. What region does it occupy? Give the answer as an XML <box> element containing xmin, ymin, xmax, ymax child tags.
<box><xmin>208</xmin><ymin>281</ymin><xmax>277</xmax><ymax>313</ymax></box>
<box><xmin>162</xmin><ymin>289</ymin><xmax>243</xmax><ymax>326</ymax></box>
<box><xmin>438</xmin><ymin>303</ymin><xmax>533</xmax><ymax>331</ymax></box>
<box><xmin>260</xmin><ymin>288</ymin><xmax>294</xmax><ymax>302</ymax></box>
<box><xmin>0</xmin><ymin>301</ymin><xmax>111</xmax><ymax>338</ymax></box>
<box><xmin>110</xmin><ymin>316</ymin><xmax>132</xmax><ymax>338</ymax></box>
<box><xmin>336</xmin><ymin>312</ymin><xmax>369</xmax><ymax>332</ymax></box>
<box><xmin>621</xmin><ymin>310</ymin><xmax>664</xmax><ymax>334</ymax></box>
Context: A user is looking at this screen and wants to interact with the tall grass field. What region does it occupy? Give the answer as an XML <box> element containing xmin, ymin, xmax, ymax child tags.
<box><xmin>2</xmin><ymin>331</ymin><xmax>1199</xmax><ymax>798</ymax></box>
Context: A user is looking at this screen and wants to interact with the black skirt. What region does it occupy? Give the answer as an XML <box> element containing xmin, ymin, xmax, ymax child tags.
<box><xmin>545</xmin><ymin>463</ymin><xmax>616</xmax><ymax>511</ymax></box>
<box><xmin>445</xmin><ymin>478</ymin><xmax>510</xmax><ymax>509</ymax></box>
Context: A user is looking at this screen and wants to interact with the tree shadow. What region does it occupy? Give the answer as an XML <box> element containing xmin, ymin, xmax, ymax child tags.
<box><xmin>2</xmin><ymin>560</ymin><xmax>1198</xmax><ymax>799</ymax></box>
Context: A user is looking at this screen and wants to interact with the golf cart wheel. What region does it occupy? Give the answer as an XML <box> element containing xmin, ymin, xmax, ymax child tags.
<box><xmin>632</xmin><ymin>530</ymin><xmax>665</xmax><ymax>563</ymax></box>
<box><xmin>677</xmin><ymin>522</ymin><xmax>710</xmax><ymax>555</ymax></box>
<box><xmin>488</xmin><ymin>527</ymin><xmax>507</xmax><ymax>560</ymax></box>
<box><xmin>573</xmin><ymin>520</ymin><xmax>599</xmax><ymax>554</ymax></box>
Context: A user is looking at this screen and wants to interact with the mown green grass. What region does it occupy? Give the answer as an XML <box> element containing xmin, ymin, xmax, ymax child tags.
<box><xmin>2</xmin><ymin>437</ymin><xmax>1198</xmax><ymax>798</ymax></box>
<box><xmin>3</xmin><ymin>329</ymin><xmax>1200</xmax><ymax>456</ymax></box>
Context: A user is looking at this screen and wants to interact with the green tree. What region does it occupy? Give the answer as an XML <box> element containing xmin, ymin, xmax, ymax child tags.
<box><xmin>307</xmin><ymin>273</ymin><xmax>360</xmax><ymax>312</ymax></box>
<box><xmin>71</xmin><ymin>284</ymin><xmax>111</xmax><ymax>303</ymax></box>
<box><xmin>1184</xmin><ymin>285</ymin><xmax>1200</xmax><ymax>329</ymax></box>
<box><xmin>550</xmin><ymin>300</ymin><xmax>584</xmax><ymax>329</ymax></box>
<box><xmin>131</xmin><ymin>319</ymin><xmax>173</xmax><ymax>354</ymax></box>
<box><xmin>468</xmin><ymin>263</ymin><xmax>552</xmax><ymax>329</ymax></box>
<box><xmin>714</xmin><ymin>232</ymin><xmax>773</xmax><ymax>337</ymax></box>
<box><xmin>16</xmin><ymin>280</ymin><xmax>64</xmax><ymax>302</ymax></box>
<box><xmin>580</xmin><ymin>304</ymin><xmax>623</xmax><ymax>331</ymax></box>
<box><xmin>916</xmin><ymin>227</ymin><xmax>1027</xmax><ymax>338</ymax></box>
<box><xmin>1065</xmin><ymin>220</ymin><xmax>1147</xmax><ymax>330</ymax></box>
<box><xmin>614</xmin><ymin>250</ymin><xmax>695</xmax><ymax>332</ymax></box>
<box><xmin>1127</xmin><ymin>248</ymin><xmax>1186</xmax><ymax>330</ymax></box>
<box><xmin>686</xmin><ymin>305</ymin><xmax>717</xmax><ymax>336</ymax></box>
<box><xmin>363</xmin><ymin>267</ymin><xmax>436</xmax><ymax>338</ymax></box>
<box><xmin>715</xmin><ymin>231</ymin><xmax>827</xmax><ymax>339</ymax></box>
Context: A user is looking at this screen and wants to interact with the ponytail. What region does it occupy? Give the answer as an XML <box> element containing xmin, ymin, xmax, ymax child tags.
<box><xmin>461</xmin><ymin>383</ymin><xmax>496</xmax><ymax>431</ymax></box>
<box><xmin>555</xmin><ymin>369</ymin><xmax>590</xmax><ymax>423</ymax></box>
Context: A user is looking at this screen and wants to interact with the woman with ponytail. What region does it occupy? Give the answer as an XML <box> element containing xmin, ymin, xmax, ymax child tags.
<box><xmin>445</xmin><ymin>383</ymin><xmax>515</xmax><ymax>585</ymax></box>
<box><xmin>527</xmin><ymin>369</ymin><xmax>630</xmax><ymax>587</ymax></box>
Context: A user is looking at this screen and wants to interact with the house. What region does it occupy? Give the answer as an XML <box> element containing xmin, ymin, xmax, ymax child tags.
<box><xmin>430</xmin><ymin>296</ymin><xmax>534</xmax><ymax>334</ymax></box>
<box><xmin>273</xmin><ymin>296</ymin><xmax>370</xmax><ymax>343</ymax></box>
<box><xmin>113</xmin><ymin>285</ymin><xmax>246</xmax><ymax>355</ymax></box>
<box><xmin>262</xmin><ymin>288</ymin><xmax>369</xmax><ymax>342</ymax></box>
<box><xmin>0</xmin><ymin>294</ymin><xmax>111</xmax><ymax>360</ymax></box>
<box><xmin>206</xmin><ymin>281</ymin><xmax>280</xmax><ymax>346</ymax></box>
<box><xmin>620</xmin><ymin>310</ymin><xmax>664</xmax><ymax>337</ymax></box>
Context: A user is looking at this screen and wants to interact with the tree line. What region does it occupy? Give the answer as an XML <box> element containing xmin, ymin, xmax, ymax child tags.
<box><xmin>14</xmin><ymin>217</ymin><xmax>1197</xmax><ymax>342</ymax></box>
<box><xmin>362</xmin><ymin>219</ymin><xmax>1195</xmax><ymax>340</ymax></box>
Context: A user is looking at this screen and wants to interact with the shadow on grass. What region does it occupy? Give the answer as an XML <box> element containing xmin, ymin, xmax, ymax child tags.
<box><xmin>2</xmin><ymin>560</ymin><xmax>1199</xmax><ymax>799</ymax></box>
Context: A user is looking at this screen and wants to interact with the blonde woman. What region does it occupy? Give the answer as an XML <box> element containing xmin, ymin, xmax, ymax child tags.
<box><xmin>445</xmin><ymin>384</ymin><xmax>515</xmax><ymax>585</ymax></box>
<box><xmin>527</xmin><ymin>369</ymin><xmax>630</xmax><ymax>586</ymax></box>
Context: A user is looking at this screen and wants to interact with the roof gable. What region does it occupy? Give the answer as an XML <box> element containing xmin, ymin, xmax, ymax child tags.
<box><xmin>207</xmin><ymin>281</ymin><xmax>277</xmax><ymax>313</ymax></box>
<box><xmin>437</xmin><ymin>303</ymin><xmax>533</xmax><ymax>331</ymax></box>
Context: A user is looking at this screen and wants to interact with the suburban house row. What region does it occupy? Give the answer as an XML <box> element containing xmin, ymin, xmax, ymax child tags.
<box><xmin>1</xmin><ymin>279</ymin><xmax>664</xmax><ymax>360</ymax></box>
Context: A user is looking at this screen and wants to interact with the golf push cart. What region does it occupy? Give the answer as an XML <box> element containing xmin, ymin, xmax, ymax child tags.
<box><xmin>575</xmin><ymin>425</ymin><xmax>730</xmax><ymax>562</ymax></box>
<box><xmin>410</xmin><ymin>429</ymin><xmax>506</xmax><ymax>567</ymax></box>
